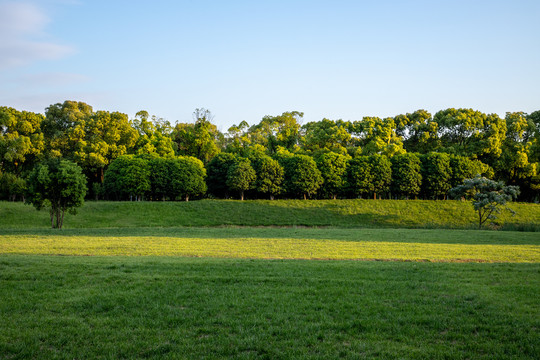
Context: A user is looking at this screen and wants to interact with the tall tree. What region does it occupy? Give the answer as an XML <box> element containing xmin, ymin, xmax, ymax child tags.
<box><xmin>0</xmin><ymin>106</ymin><xmax>45</xmax><ymax>174</ymax></box>
<box><xmin>170</xmin><ymin>157</ymin><xmax>207</xmax><ymax>201</ymax></box>
<box><xmin>26</xmin><ymin>158</ymin><xmax>87</xmax><ymax>229</ymax></box>
<box><xmin>206</xmin><ymin>152</ymin><xmax>238</xmax><ymax>198</ymax></box>
<box><xmin>172</xmin><ymin>108</ymin><xmax>221</xmax><ymax>163</ymax></box>
<box><xmin>346</xmin><ymin>156</ymin><xmax>372</xmax><ymax>198</ymax></box>
<box><xmin>42</xmin><ymin>101</ymin><xmax>92</xmax><ymax>159</ymax></box>
<box><xmin>315</xmin><ymin>152</ymin><xmax>349</xmax><ymax>199</ymax></box>
<box><xmin>132</xmin><ymin>111</ymin><xmax>175</xmax><ymax>159</ymax></box>
<box><xmin>252</xmin><ymin>155</ymin><xmax>284</xmax><ymax>200</ymax></box>
<box><xmin>280</xmin><ymin>154</ymin><xmax>322</xmax><ymax>199</ymax></box>
<box><xmin>420</xmin><ymin>152</ymin><xmax>452</xmax><ymax>199</ymax></box>
<box><xmin>391</xmin><ymin>153</ymin><xmax>422</xmax><ymax>199</ymax></box>
<box><xmin>368</xmin><ymin>154</ymin><xmax>392</xmax><ymax>199</ymax></box>
<box><xmin>226</xmin><ymin>157</ymin><xmax>256</xmax><ymax>200</ymax></box>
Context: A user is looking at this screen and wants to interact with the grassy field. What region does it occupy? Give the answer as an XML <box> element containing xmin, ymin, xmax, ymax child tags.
<box><xmin>1</xmin><ymin>227</ymin><xmax>539</xmax><ymax>262</ymax></box>
<box><xmin>2</xmin><ymin>199</ymin><xmax>539</xmax><ymax>230</ymax></box>
<box><xmin>1</xmin><ymin>200</ymin><xmax>539</xmax><ymax>359</ymax></box>
<box><xmin>1</xmin><ymin>256</ymin><xmax>539</xmax><ymax>359</ymax></box>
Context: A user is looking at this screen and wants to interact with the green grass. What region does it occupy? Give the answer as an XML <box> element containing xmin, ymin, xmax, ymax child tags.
<box><xmin>1</xmin><ymin>256</ymin><xmax>538</xmax><ymax>359</ymax></box>
<box><xmin>2</xmin><ymin>199</ymin><xmax>539</xmax><ymax>230</ymax></box>
<box><xmin>2</xmin><ymin>200</ymin><xmax>539</xmax><ymax>358</ymax></box>
<box><xmin>1</xmin><ymin>227</ymin><xmax>539</xmax><ymax>262</ymax></box>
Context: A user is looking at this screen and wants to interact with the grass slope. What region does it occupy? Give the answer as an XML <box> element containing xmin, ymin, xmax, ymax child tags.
<box><xmin>1</xmin><ymin>228</ymin><xmax>539</xmax><ymax>262</ymax></box>
<box><xmin>1</xmin><ymin>256</ymin><xmax>538</xmax><ymax>359</ymax></box>
<box><xmin>2</xmin><ymin>199</ymin><xmax>539</xmax><ymax>230</ymax></box>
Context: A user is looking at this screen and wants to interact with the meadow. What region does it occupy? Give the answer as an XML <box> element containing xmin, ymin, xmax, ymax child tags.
<box><xmin>1</xmin><ymin>200</ymin><xmax>539</xmax><ymax>359</ymax></box>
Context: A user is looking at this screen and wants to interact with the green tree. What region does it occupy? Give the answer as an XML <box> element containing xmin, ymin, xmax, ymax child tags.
<box><xmin>103</xmin><ymin>156</ymin><xmax>150</xmax><ymax>201</ymax></box>
<box><xmin>0</xmin><ymin>107</ymin><xmax>45</xmax><ymax>174</ymax></box>
<box><xmin>346</xmin><ymin>156</ymin><xmax>372</xmax><ymax>198</ymax></box>
<box><xmin>170</xmin><ymin>157</ymin><xmax>207</xmax><ymax>201</ymax></box>
<box><xmin>132</xmin><ymin>111</ymin><xmax>175</xmax><ymax>159</ymax></box>
<box><xmin>301</xmin><ymin>119</ymin><xmax>351</xmax><ymax>155</ymax></box>
<box><xmin>316</xmin><ymin>152</ymin><xmax>349</xmax><ymax>199</ymax></box>
<box><xmin>172</xmin><ymin>108</ymin><xmax>221</xmax><ymax>163</ymax></box>
<box><xmin>252</xmin><ymin>155</ymin><xmax>284</xmax><ymax>200</ymax></box>
<box><xmin>368</xmin><ymin>155</ymin><xmax>392</xmax><ymax>199</ymax></box>
<box><xmin>351</xmin><ymin>117</ymin><xmax>405</xmax><ymax>157</ymax></box>
<box><xmin>206</xmin><ymin>152</ymin><xmax>238</xmax><ymax>198</ymax></box>
<box><xmin>390</xmin><ymin>153</ymin><xmax>422</xmax><ymax>199</ymax></box>
<box><xmin>420</xmin><ymin>152</ymin><xmax>452</xmax><ymax>199</ymax></box>
<box><xmin>226</xmin><ymin>157</ymin><xmax>256</xmax><ymax>200</ymax></box>
<box><xmin>449</xmin><ymin>155</ymin><xmax>492</xmax><ymax>188</ymax></box>
<box><xmin>0</xmin><ymin>172</ymin><xmax>26</xmax><ymax>201</ymax></box>
<box><xmin>26</xmin><ymin>159</ymin><xmax>87</xmax><ymax>229</ymax></box>
<box><xmin>148</xmin><ymin>157</ymin><xmax>172</xmax><ymax>200</ymax></box>
<box><xmin>280</xmin><ymin>154</ymin><xmax>322</xmax><ymax>199</ymax></box>
<box><xmin>249</xmin><ymin>111</ymin><xmax>303</xmax><ymax>152</ymax></box>
<box><xmin>450</xmin><ymin>176</ymin><xmax>519</xmax><ymax>229</ymax></box>
<box><xmin>42</xmin><ymin>101</ymin><xmax>92</xmax><ymax>159</ymax></box>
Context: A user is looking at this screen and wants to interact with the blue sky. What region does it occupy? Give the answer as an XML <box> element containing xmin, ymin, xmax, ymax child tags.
<box><xmin>1</xmin><ymin>0</ymin><xmax>539</xmax><ymax>130</ymax></box>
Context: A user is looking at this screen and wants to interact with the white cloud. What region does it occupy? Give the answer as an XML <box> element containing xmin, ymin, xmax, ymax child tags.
<box><xmin>0</xmin><ymin>1</ymin><xmax>74</xmax><ymax>69</ymax></box>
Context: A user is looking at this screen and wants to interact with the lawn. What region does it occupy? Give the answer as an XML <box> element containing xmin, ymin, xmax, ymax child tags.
<box><xmin>1</xmin><ymin>256</ymin><xmax>539</xmax><ymax>359</ymax></box>
<box><xmin>1</xmin><ymin>227</ymin><xmax>539</xmax><ymax>262</ymax></box>
<box><xmin>1</xmin><ymin>200</ymin><xmax>539</xmax><ymax>359</ymax></box>
<box><xmin>1</xmin><ymin>199</ymin><xmax>539</xmax><ymax>230</ymax></box>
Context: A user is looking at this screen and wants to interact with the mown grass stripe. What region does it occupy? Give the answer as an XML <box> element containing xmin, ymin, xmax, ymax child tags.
<box><xmin>1</xmin><ymin>235</ymin><xmax>538</xmax><ymax>262</ymax></box>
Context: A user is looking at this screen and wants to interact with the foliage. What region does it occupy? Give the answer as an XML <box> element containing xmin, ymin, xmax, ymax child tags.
<box><xmin>25</xmin><ymin>158</ymin><xmax>87</xmax><ymax>228</ymax></box>
<box><xmin>315</xmin><ymin>152</ymin><xmax>349</xmax><ymax>199</ymax></box>
<box><xmin>346</xmin><ymin>156</ymin><xmax>372</xmax><ymax>197</ymax></box>
<box><xmin>252</xmin><ymin>155</ymin><xmax>284</xmax><ymax>199</ymax></box>
<box><xmin>390</xmin><ymin>153</ymin><xmax>422</xmax><ymax>199</ymax></box>
<box><xmin>450</xmin><ymin>176</ymin><xmax>520</xmax><ymax>229</ymax></box>
<box><xmin>103</xmin><ymin>156</ymin><xmax>150</xmax><ymax>200</ymax></box>
<box><xmin>0</xmin><ymin>106</ymin><xmax>45</xmax><ymax>174</ymax></box>
<box><xmin>280</xmin><ymin>154</ymin><xmax>323</xmax><ymax>199</ymax></box>
<box><xmin>368</xmin><ymin>154</ymin><xmax>392</xmax><ymax>199</ymax></box>
<box><xmin>421</xmin><ymin>152</ymin><xmax>452</xmax><ymax>199</ymax></box>
<box><xmin>170</xmin><ymin>156</ymin><xmax>207</xmax><ymax>201</ymax></box>
<box><xmin>226</xmin><ymin>157</ymin><xmax>256</xmax><ymax>200</ymax></box>
<box><xmin>172</xmin><ymin>108</ymin><xmax>221</xmax><ymax>163</ymax></box>
<box><xmin>205</xmin><ymin>152</ymin><xmax>238</xmax><ymax>198</ymax></box>
<box><xmin>0</xmin><ymin>172</ymin><xmax>27</xmax><ymax>201</ymax></box>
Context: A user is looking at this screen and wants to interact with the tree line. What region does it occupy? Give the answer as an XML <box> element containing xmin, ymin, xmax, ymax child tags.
<box><xmin>1</xmin><ymin>101</ymin><xmax>539</xmax><ymax>202</ymax></box>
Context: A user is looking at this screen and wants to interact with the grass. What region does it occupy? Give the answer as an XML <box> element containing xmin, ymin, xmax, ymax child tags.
<box><xmin>1</xmin><ymin>199</ymin><xmax>539</xmax><ymax>358</ymax></box>
<box><xmin>1</xmin><ymin>199</ymin><xmax>539</xmax><ymax>230</ymax></box>
<box><xmin>1</xmin><ymin>227</ymin><xmax>539</xmax><ymax>262</ymax></box>
<box><xmin>1</xmin><ymin>256</ymin><xmax>539</xmax><ymax>359</ymax></box>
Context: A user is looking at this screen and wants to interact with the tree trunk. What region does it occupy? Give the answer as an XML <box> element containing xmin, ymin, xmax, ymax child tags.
<box><xmin>50</xmin><ymin>210</ymin><xmax>54</xmax><ymax>229</ymax></box>
<box><xmin>241</xmin><ymin>190</ymin><xmax>244</xmax><ymax>201</ymax></box>
<box><xmin>374</xmin><ymin>192</ymin><xmax>376</xmax><ymax>200</ymax></box>
<box><xmin>185</xmin><ymin>195</ymin><xmax>189</xmax><ymax>202</ymax></box>
<box><xmin>270</xmin><ymin>195</ymin><xmax>274</xmax><ymax>200</ymax></box>
<box><xmin>60</xmin><ymin>210</ymin><xmax>65</xmax><ymax>229</ymax></box>
<box><xmin>332</xmin><ymin>194</ymin><xmax>337</xmax><ymax>200</ymax></box>
<box><xmin>303</xmin><ymin>193</ymin><xmax>307</xmax><ymax>200</ymax></box>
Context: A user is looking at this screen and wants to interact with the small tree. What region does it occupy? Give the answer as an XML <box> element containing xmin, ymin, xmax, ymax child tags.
<box><xmin>226</xmin><ymin>158</ymin><xmax>256</xmax><ymax>200</ymax></box>
<box><xmin>26</xmin><ymin>159</ymin><xmax>87</xmax><ymax>229</ymax></box>
<box><xmin>253</xmin><ymin>155</ymin><xmax>284</xmax><ymax>200</ymax></box>
<box><xmin>449</xmin><ymin>176</ymin><xmax>520</xmax><ymax>229</ymax></box>
<box><xmin>170</xmin><ymin>156</ymin><xmax>207</xmax><ymax>201</ymax></box>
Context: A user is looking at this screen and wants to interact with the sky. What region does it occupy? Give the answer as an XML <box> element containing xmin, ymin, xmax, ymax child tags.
<box><xmin>1</xmin><ymin>0</ymin><xmax>539</xmax><ymax>131</ymax></box>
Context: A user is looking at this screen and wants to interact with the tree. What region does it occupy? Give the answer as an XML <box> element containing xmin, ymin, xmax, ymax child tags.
<box><xmin>301</xmin><ymin>119</ymin><xmax>351</xmax><ymax>155</ymax></box>
<box><xmin>420</xmin><ymin>152</ymin><xmax>452</xmax><ymax>199</ymax></box>
<box><xmin>315</xmin><ymin>152</ymin><xmax>349</xmax><ymax>199</ymax></box>
<box><xmin>0</xmin><ymin>107</ymin><xmax>45</xmax><ymax>175</ymax></box>
<box><xmin>450</xmin><ymin>176</ymin><xmax>519</xmax><ymax>229</ymax></box>
<box><xmin>148</xmin><ymin>157</ymin><xmax>171</xmax><ymax>200</ymax></box>
<box><xmin>249</xmin><ymin>111</ymin><xmax>303</xmax><ymax>153</ymax></box>
<box><xmin>390</xmin><ymin>153</ymin><xmax>422</xmax><ymax>199</ymax></box>
<box><xmin>26</xmin><ymin>159</ymin><xmax>87</xmax><ymax>229</ymax></box>
<box><xmin>206</xmin><ymin>152</ymin><xmax>238</xmax><ymax>198</ymax></box>
<box><xmin>170</xmin><ymin>156</ymin><xmax>207</xmax><ymax>201</ymax></box>
<box><xmin>252</xmin><ymin>155</ymin><xmax>284</xmax><ymax>200</ymax></box>
<box><xmin>280</xmin><ymin>154</ymin><xmax>323</xmax><ymax>199</ymax></box>
<box><xmin>132</xmin><ymin>111</ymin><xmax>175</xmax><ymax>159</ymax></box>
<box><xmin>172</xmin><ymin>108</ymin><xmax>221</xmax><ymax>163</ymax></box>
<box><xmin>346</xmin><ymin>156</ymin><xmax>372</xmax><ymax>198</ymax></box>
<box><xmin>103</xmin><ymin>156</ymin><xmax>150</xmax><ymax>201</ymax></box>
<box><xmin>226</xmin><ymin>158</ymin><xmax>256</xmax><ymax>200</ymax></box>
<box><xmin>368</xmin><ymin>155</ymin><xmax>392</xmax><ymax>199</ymax></box>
